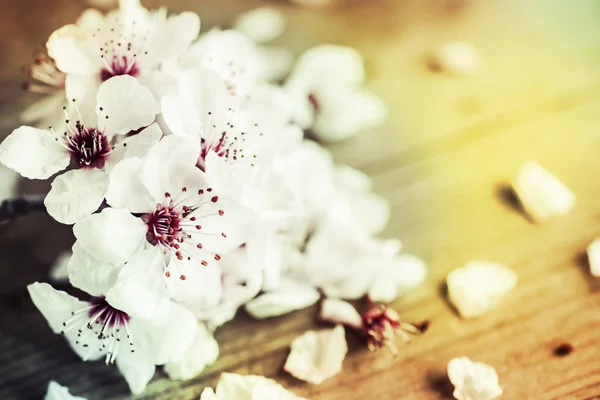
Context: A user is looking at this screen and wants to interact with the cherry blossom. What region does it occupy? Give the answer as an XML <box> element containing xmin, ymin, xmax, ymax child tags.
<box><xmin>29</xmin><ymin>278</ymin><xmax>197</xmax><ymax>394</ymax></box>
<box><xmin>285</xmin><ymin>44</ymin><xmax>387</xmax><ymax>142</ymax></box>
<box><xmin>47</xmin><ymin>0</ymin><xmax>200</xmax><ymax>120</ymax></box>
<box><xmin>0</xmin><ymin>75</ymin><xmax>158</xmax><ymax>224</ymax></box>
<box><xmin>74</xmin><ymin>135</ymin><xmax>255</xmax><ymax>308</ymax></box>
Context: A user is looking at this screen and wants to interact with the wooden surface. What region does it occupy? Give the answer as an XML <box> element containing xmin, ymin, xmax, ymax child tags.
<box><xmin>2</xmin><ymin>0</ymin><xmax>600</xmax><ymax>399</ymax></box>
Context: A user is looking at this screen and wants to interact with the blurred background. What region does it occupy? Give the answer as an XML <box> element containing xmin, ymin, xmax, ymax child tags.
<box><xmin>3</xmin><ymin>1</ymin><xmax>600</xmax><ymax>399</ymax></box>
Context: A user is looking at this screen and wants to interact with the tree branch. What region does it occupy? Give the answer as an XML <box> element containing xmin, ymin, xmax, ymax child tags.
<box><xmin>0</xmin><ymin>195</ymin><xmax>46</xmax><ymax>223</ymax></box>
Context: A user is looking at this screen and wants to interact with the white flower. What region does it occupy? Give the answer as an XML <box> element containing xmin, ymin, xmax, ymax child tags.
<box><xmin>164</xmin><ymin>322</ymin><xmax>219</xmax><ymax>380</ymax></box>
<box><xmin>201</xmin><ymin>373</ymin><xmax>306</xmax><ymax>400</ymax></box>
<box><xmin>512</xmin><ymin>161</ymin><xmax>575</xmax><ymax>223</ymax></box>
<box><xmin>47</xmin><ymin>0</ymin><xmax>200</xmax><ymax>118</ymax></box>
<box><xmin>29</xmin><ymin>280</ymin><xmax>197</xmax><ymax>394</ymax></box>
<box><xmin>180</xmin><ymin>29</ymin><xmax>261</xmax><ymax>98</ymax></box>
<box><xmin>284</xmin><ymin>325</ymin><xmax>347</xmax><ymax>384</ymax></box>
<box><xmin>448</xmin><ymin>357</ymin><xmax>502</xmax><ymax>400</ymax></box>
<box><xmin>0</xmin><ymin>164</ymin><xmax>19</xmax><ymax>202</ymax></box>
<box><xmin>0</xmin><ymin>75</ymin><xmax>158</xmax><ymax>224</ymax></box>
<box><xmin>447</xmin><ymin>261</ymin><xmax>518</xmax><ymax>318</ymax></box>
<box><xmin>161</xmin><ymin>67</ymin><xmax>295</xmax><ymax>216</ymax></box>
<box><xmin>285</xmin><ymin>44</ymin><xmax>387</xmax><ymax>142</ymax></box>
<box><xmin>48</xmin><ymin>250</ymin><xmax>72</xmax><ymax>283</ymax></box>
<box><xmin>45</xmin><ymin>381</ymin><xmax>86</xmax><ymax>400</ymax></box>
<box><xmin>75</xmin><ymin>135</ymin><xmax>254</xmax><ymax>308</ymax></box>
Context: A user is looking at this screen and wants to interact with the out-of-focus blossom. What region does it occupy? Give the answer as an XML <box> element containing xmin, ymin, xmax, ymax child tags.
<box><xmin>428</xmin><ymin>42</ymin><xmax>481</xmax><ymax>76</ymax></box>
<box><xmin>285</xmin><ymin>45</ymin><xmax>387</xmax><ymax>142</ymax></box>
<box><xmin>201</xmin><ymin>373</ymin><xmax>307</xmax><ymax>399</ymax></box>
<box><xmin>45</xmin><ymin>381</ymin><xmax>86</xmax><ymax>400</ymax></box>
<box><xmin>233</xmin><ymin>7</ymin><xmax>286</xmax><ymax>44</ymax></box>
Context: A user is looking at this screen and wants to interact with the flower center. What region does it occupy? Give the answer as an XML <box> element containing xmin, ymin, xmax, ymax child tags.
<box><xmin>362</xmin><ymin>303</ymin><xmax>421</xmax><ymax>353</ymax></box>
<box><xmin>23</xmin><ymin>53</ymin><xmax>66</xmax><ymax>94</ymax></box>
<box><xmin>142</xmin><ymin>189</ymin><xmax>226</xmax><ymax>280</ymax></box>
<box><xmin>66</xmin><ymin>121</ymin><xmax>111</xmax><ymax>169</ymax></box>
<box><xmin>143</xmin><ymin>205</ymin><xmax>182</xmax><ymax>247</ymax></box>
<box><xmin>100</xmin><ymin>55</ymin><xmax>140</xmax><ymax>81</ymax></box>
<box><xmin>61</xmin><ymin>296</ymin><xmax>133</xmax><ymax>364</ymax></box>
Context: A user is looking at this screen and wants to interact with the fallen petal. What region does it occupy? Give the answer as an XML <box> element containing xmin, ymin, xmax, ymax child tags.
<box><xmin>284</xmin><ymin>325</ymin><xmax>347</xmax><ymax>384</ymax></box>
<box><xmin>245</xmin><ymin>289</ymin><xmax>320</xmax><ymax>319</ymax></box>
<box><xmin>448</xmin><ymin>357</ymin><xmax>502</xmax><ymax>400</ymax></box>
<box><xmin>512</xmin><ymin>161</ymin><xmax>575</xmax><ymax>223</ymax></box>
<box><xmin>447</xmin><ymin>261</ymin><xmax>517</xmax><ymax>318</ymax></box>
<box><xmin>587</xmin><ymin>238</ymin><xmax>600</xmax><ymax>277</ymax></box>
<box><xmin>319</xmin><ymin>298</ymin><xmax>363</xmax><ymax>329</ymax></box>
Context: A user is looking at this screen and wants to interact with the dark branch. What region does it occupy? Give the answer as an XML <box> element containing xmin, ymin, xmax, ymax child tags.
<box><xmin>0</xmin><ymin>195</ymin><xmax>46</xmax><ymax>223</ymax></box>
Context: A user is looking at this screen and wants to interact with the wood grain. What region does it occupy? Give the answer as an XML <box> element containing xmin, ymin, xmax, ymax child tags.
<box><xmin>2</xmin><ymin>0</ymin><xmax>600</xmax><ymax>399</ymax></box>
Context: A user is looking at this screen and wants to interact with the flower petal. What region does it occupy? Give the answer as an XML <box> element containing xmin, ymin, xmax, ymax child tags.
<box><xmin>115</xmin><ymin>347</ymin><xmax>156</xmax><ymax>395</ymax></box>
<box><xmin>73</xmin><ymin>208</ymin><xmax>147</xmax><ymax>264</ymax></box>
<box><xmin>46</xmin><ymin>24</ymin><xmax>99</xmax><ymax>74</ymax></box>
<box><xmin>245</xmin><ymin>289</ymin><xmax>320</xmax><ymax>319</ymax></box>
<box><xmin>216</xmin><ymin>373</ymin><xmax>306</xmax><ymax>400</ymax></box>
<box><xmin>65</xmin><ymin>74</ymin><xmax>101</xmax><ymax>127</ymax></box>
<box><xmin>587</xmin><ymin>238</ymin><xmax>600</xmax><ymax>277</ymax></box>
<box><xmin>164</xmin><ymin>253</ymin><xmax>223</xmax><ymax>308</ymax></box>
<box><xmin>67</xmin><ymin>242</ymin><xmax>120</xmax><ymax>296</ymax></box>
<box><xmin>368</xmin><ymin>254</ymin><xmax>427</xmax><ymax>303</ymax></box>
<box><xmin>106</xmin><ymin>157</ymin><xmax>154</xmax><ymax>213</ymax></box>
<box><xmin>0</xmin><ymin>126</ymin><xmax>69</xmax><ymax>179</ymax></box>
<box><xmin>284</xmin><ymin>325</ymin><xmax>347</xmax><ymax>385</ymax></box>
<box><xmin>96</xmin><ymin>75</ymin><xmax>156</xmax><ymax>135</ymax></box>
<box><xmin>44</xmin><ymin>169</ymin><xmax>109</xmax><ymax>225</ymax></box>
<box><xmin>512</xmin><ymin>161</ymin><xmax>575</xmax><ymax>223</ymax></box>
<box><xmin>105</xmin><ymin>248</ymin><xmax>170</xmax><ymax>321</ymax></box>
<box><xmin>146</xmin><ymin>12</ymin><xmax>201</xmax><ymax>64</ymax></box>
<box><xmin>164</xmin><ymin>322</ymin><xmax>218</xmax><ymax>380</ymax></box>
<box><xmin>200</xmin><ymin>388</ymin><xmax>218</xmax><ymax>400</ymax></box>
<box><xmin>319</xmin><ymin>299</ymin><xmax>362</xmax><ymax>329</ymax></box>
<box><xmin>448</xmin><ymin>357</ymin><xmax>503</xmax><ymax>400</ymax></box>
<box><xmin>233</xmin><ymin>7</ymin><xmax>286</xmax><ymax>44</ymax></box>
<box><xmin>447</xmin><ymin>261</ymin><xmax>518</xmax><ymax>318</ymax></box>
<box><xmin>48</xmin><ymin>250</ymin><xmax>71</xmax><ymax>283</ymax></box>
<box><xmin>27</xmin><ymin>282</ymin><xmax>86</xmax><ymax>334</ymax></box>
<box><xmin>45</xmin><ymin>381</ymin><xmax>86</xmax><ymax>400</ymax></box>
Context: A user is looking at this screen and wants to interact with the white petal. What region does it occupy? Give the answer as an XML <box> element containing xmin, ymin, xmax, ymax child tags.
<box><xmin>45</xmin><ymin>381</ymin><xmax>87</xmax><ymax>400</ymax></box>
<box><xmin>216</xmin><ymin>373</ymin><xmax>305</xmax><ymax>400</ymax></box>
<box><xmin>245</xmin><ymin>289</ymin><xmax>320</xmax><ymax>319</ymax></box>
<box><xmin>512</xmin><ymin>161</ymin><xmax>575</xmax><ymax>223</ymax></box>
<box><xmin>368</xmin><ymin>254</ymin><xmax>428</xmax><ymax>303</ymax></box>
<box><xmin>106</xmin><ymin>157</ymin><xmax>154</xmax><ymax>213</ymax></box>
<box><xmin>46</xmin><ymin>24</ymin><xmax>99</xmax><ymax>74</ymax></box>
<box><xmin>141</xmin><ymin>135</ymin><xmax>201</xmax><ymax>200</ymax></box>
<box><xmin>233</xmin><ymin>7</ymin><xmax>286</xmax><ymax>44</ymax></box>
<box><xmin>319</xmin><ymin>299</ymin><xmax>362</xmax><ymax>329</ymax></box>
<box><xmin>67</xmin><ymin>242</ymin><xmax>120</xmax><ymax>296</ymax></box>
<box><xmin>257</xmin><ymin>46</ymin><xmax>294</xmax><ymax>82</ymax></box>
<box><xmin>105</xmin><ymin>248</ymin><xmax>170</xmax><ymax>321</ymax></box>
<box><xmin>200</xmin><ymin>388</ymin><xmax>218</xmax><ymax>400</ymax></box>
<box><xmin>164</xmin><ymin>254</ymin><xmax>223</xmax><ymax>308</ymax></box>
<box><xmin>27</xmin><ymin>282</ymin><xmax>85</xmax><ymax>334</ymax></box>
<box><xmin>0</xmin><ymin>126</ymin><xmax>69</xmax><ymax>179</ymax></box>
<box><xmin>447</xmin><ymin>261</ymin><xmax>518</xmax><ymax>319</ymax></box>
<box><xmin>334</xmin><ymin>165</ymin><xmax>371</xmax><ymax>192</ymax></box>
<box><xmin>73</xmin><ymin>208</ymin><xmax>147</xmax><ymax>264</ymax></box>
<box><xmin>430</xmin><ymin>42</ymin><xmax>481</xmax><ymax>76</ymax></box>
<box><xmin>20</xmin><ymin>93</ymin><xmax>66</xmax><ymax>125</ymax></box>
<box><xmin>284</xmin><ymin>325</ymin><xmax>347</xmax><ymax>385</ymax></box>
<box><xmin>587</xmin><ymin>238</ymin><xmax>600</xmax><ymax>277</ymax></box>
<box><xmin>312</xmin><ymin>87</ymin><xmax>387</xmax><ymax>142</ymax></box>
<box><xmin>115</xmin><ymin>348</ymin><xmax>156</xmax><ymax>395</ymax></box>
<box><xmin>96</xmin><ymin>75</ymin><xmax>155</xmax><ymax>135</ymax></box>
<box><xmin>48</xmin><ymin>251</ymin><xmax>71</xmax><ymax>283</ymax></box>
<box><xmin>448</xmin><ymin>357</ymin><xmax>502</xmax><ymax>400</ymax></box>
<box><xmin>164</xmin><ymin>322</ymin><xmax>218</xmax><ymax>380</ymax></box>
<box><xmin>146</xmin><ymin>12</ymin><xmax>200</xmax><ymax>64</ymax></box>
<box><xmin>122</xmin><ymin>123</ymin><xmax>163</xmax><ymax>158</ymax></box>
<box><xmin>65</xmin><ymin>74</ymin><xmax>100</xmax><ymax>127</ymax></box>
<box><xmin>44</xmin><ymin>169</ymin><xmax>109</xmax><ymax>225</ymax></box>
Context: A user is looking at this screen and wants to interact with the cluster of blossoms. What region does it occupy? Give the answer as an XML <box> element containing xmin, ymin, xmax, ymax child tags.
<box><xmin>2</xmin><ymin>0</ymin><xmax>426</xmax><ymax>395</ymax></box>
